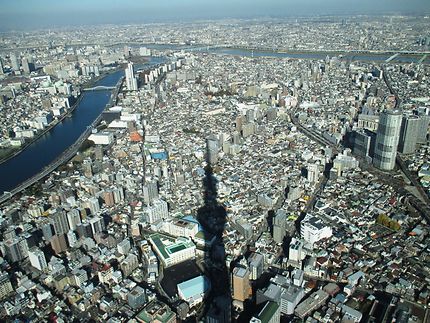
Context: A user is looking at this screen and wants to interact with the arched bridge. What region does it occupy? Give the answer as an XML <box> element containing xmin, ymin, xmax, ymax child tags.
<box><xmin>84</xmin><ymin>85</ymin><xmax>115</xmax><ymax>91</ymax></box>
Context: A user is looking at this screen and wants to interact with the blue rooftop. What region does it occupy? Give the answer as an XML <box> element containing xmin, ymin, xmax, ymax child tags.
<box><xmin>151</xmin><ymin>151</ymin><xmax>168</xmax><ymax>160</ymax></box>
<box><xmin>182</xmin><ymin>215</ymin><xmax>203</xmax><ymax>231</ymax></box>
<box><xmin>177</xmin><ymin>275</ymin><xmax>210</xmax><ymax>299</ymax></box>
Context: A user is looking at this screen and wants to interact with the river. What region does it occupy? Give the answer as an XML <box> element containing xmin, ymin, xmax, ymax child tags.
<box><xmin>140</xmin><ymin>43</ymin><xmax>430</xmax><ymax>64</ymax></box>
<box><xmin>0</xmin><ymin>57</ymin><xmax>165</xmax><ymax>196</ymax></box>
<box><xmin>0</xmin><ymin>46</ymin><xmax>426</xmax><ymax>196</ymax></box>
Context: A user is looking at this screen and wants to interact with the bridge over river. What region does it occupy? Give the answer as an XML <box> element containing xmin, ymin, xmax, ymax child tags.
<box><xmin>83</xmin><ymin>85</ymin><xmax>115</xmax><ymax>91</ymax></box>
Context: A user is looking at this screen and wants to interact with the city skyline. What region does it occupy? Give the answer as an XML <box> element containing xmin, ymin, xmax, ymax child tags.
<box><xmin>0</xmin><ymin>3</ymin><xmax>430</xmax><ymax>322</ymax></box>
<box><xmin>0</xmin><ymin>0</ymin><xmax>430</xmax><ymax>30</ymax></box>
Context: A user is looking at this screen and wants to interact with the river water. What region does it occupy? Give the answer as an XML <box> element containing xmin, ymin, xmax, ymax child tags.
<box><xmin>0</xmin><ymin>46</ymin><xmax>426</xmax><ymax>195</ymax></box>
<box><xmin>0</xmin><ymin>57</ymin><xmax>165</xmax><ymax>195</ymax></box>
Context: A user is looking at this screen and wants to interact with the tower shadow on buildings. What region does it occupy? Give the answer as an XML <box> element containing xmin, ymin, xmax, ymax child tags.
<box><xmin>195</xmin><ymin>144</ymin><xmax>231</xmax><ymax>321</ymax></box>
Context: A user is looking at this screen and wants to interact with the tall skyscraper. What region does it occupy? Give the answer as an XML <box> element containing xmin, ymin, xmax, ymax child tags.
<box><xmin>21</xmin><ymin>57</ymin><xmax>31</xmax><ymax>74</ymax></box>
<box><xmin>4</xmin><ymin>238</ymin><xmax>29</xmax><ymax>263</ymax></box>
<box><xmin>89</xmin><ymin>215</ymin><xmax>105</xmax><ymax>235</ymax></box>
<box><xmin>0</xmin><ymin>56</ymin><xmax>4</xmax><ymax>75</ymax></box>
<box><xmin>50</xmin><ymin>234</ymin><xmax>68</xmax><ymax>254</ymax></box>
<box><xmin>398</xmin><ymin>114</ymin><xmax>420</xmax><ymax>154</ymax></box>
<box><xmin>143</xmin><ymin>180</ymin><xmax>159</xmax><ymax>205</ymax></box>
<box><xmin>232</xmin><ymin>266</ymin><xmax>252</xmax><ymax>302</ymax></box>
<box><xmin>417</xmin><ymin>114</ymin><xmax>430</xmax><ymax>144</ymax></box>
<box><xmin>67</xmin><ymin>209</ymin><xmax>81</xmax><ymax>231</ymax></box>
<box><xmin>307</xmin><ymin>163</ymin><xmax>320</xmax><ymax>183</ymax></box>
<box><xmin>10</xmin><ymin>53</ymin><xmax>20</xmax><ymax>71</ymax></box>
<box><xmin>50</xmin><ymin>211</ymin><xmax>70</xmax><ymax>235</ymax></box>
<box><xmin>144</xmin><ymin>199</ymin><xmax>168</xmax><ymax>223</ymax></box>
<box><xmin>28</xmin><ymin>247</ymin><xmax>48</xmax><ymax>271</ymax></box>
<box><xmin>273</xmin><ymin>209</ymin><xmax>287</xmax><ymax>244</ymax></box>
<box><xmin>373</xmin><ymin>110</ymin><xmax>402</xmax><ymax>170</ymax></box>
<box><xmin>125</xmin><ymin>62</ymin><xmax>138</xmax><ymax>91</ymax></box>
<box><xmin>206</xmin><ymin>134</ymin><xmax>219</xmax><ymax>164</ymax></box>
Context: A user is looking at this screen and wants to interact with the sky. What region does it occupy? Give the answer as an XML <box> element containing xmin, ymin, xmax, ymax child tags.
<box><xmin>0</xmin><ymin>0</ymin><xmax>429</xmax><ymax>30</ymax></box>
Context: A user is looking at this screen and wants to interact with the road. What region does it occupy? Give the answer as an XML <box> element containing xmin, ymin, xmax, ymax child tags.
<box><xmin>0</xmin><ymin>76</ymin><xmax>124</xmax><ymax>205</ymax></box>
<box><xmin>381</xmin><ymin>64</ymin><xmax>430</xmax><ymax>223</ymax></box>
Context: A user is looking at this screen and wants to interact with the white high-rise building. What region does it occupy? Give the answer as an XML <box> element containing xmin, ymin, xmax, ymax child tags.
<box><xmin>307</xmin><ymin>163</ymin><xmax>320</xmax><ymax>183</ymax></box>
<box><xmin>373</xmin><ymin>110</ymin><xmax>402</xmax><ymax>170</ymax></box>
<box><xmin>145</xmin><ymin>199</ymin><xmax>168</xmax><ymax>224</ymax></box>
<box><xmin>125</xmin><ymin>62</ymin><xmax>138</xmax><ymax>91</ymax></box>
<box><xmin>300</xmin><ymin>215</ymin><xmax>332</xmax><ymax>247</ymax></box>
<box><xmin>10</xmin><ymin>53</ymin><xmax>20</xmax><ymax>71</ymax></box>
<box><xmin>67</xmin><ymin>209</ymin><xmax>81</xmax><ymax>231</ymax></box>
<box><xmin>28</xmin><ymin>248</ymin><xmax>48</xmax><ymax>271</ymax></box>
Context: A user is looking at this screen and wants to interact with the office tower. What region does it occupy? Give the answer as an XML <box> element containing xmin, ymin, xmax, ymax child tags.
<box><xmin>67</xmin><ymin>230</ymin><xmax>78</xmax><ymax>248</ymax></box>
<box><xmin>206</xmin><ymin>134</ymin><xmax>219</xmax><ymax>164</ymax></box>
<box><xmin>248</xmin><ymin>253</ymin><xmax>264</xmax><ymax>280</ymax></box>
<box><xmin>417</xmin><ymin>114</ymin><xmax>430</xmax><ymax>144</ymax></box>
<box><xmin>128</xmin><ymin>286</ymin><xmax>146</xmax><ymax>309</ymax></box>
<box><xmin>300</xmin><ymin>215</ymin><xmax>332</xmax><ymax>246</ymax></box>
<box><xmin>250</xmin><ymin>301</ymin><xmax>281</xmax><ymax>323</ymax></box>
<box><xmin>307</xmin><ymin>163</ymin><xmax>320</xmax><ymax>183</ymax></box>
<box><xmin>353</xmin><ymin>129</ymin><xmax>376</xmax><ymax>159</ymax></box>
<box><xmin>0</xmin><ymin>273</ymin><xmax>13</xmax><ymax>300</ymax></box>
<box><xmin>125</xmin><ymin>62</ymin><xmax>138</xmax><ymax>91</ymax></box>
<box><xmin>50</xmin><ymin>211</ymin><xmax>70</xmax><ymax>235</ymax></box>
<box><xmin>21</xmin><ymin>57</ymin><xmax>30</xmax><ymax>74</ymax></box>
<box><xmin>41</xmin><ymin>221</ymin><xmax>54</xmax><ymax>241</ymax></box>
<box><xmin>398</xmin><ymin>114</ymin><xmax>420</xmax><ymax>154</ymax></box>
<box><xmin>144</xmin><ymin>199</ymin><xmax>168</xmax><ymax>223</ymax></box>
<box><xmin>87</xmin><ymin>197</ymin><xmax>100</xmax><ymax>215</ymax></box>
<box><xmin>28</xmin><ymin>247</ymin><xmax>48</xmax><ymax>271</ymax></box>
<box><xmin>143</xmin><ymin>180</ymin><xmax>159</xmax><ymax>205</ymax></box>
<box><xmin>373</xmin><ymin>110</ymin><xmax>402</xmax><ymax>170</ymax></box>
<box><xmin>289</xmin><ymin>238</ymin><xmax>303</xmax><ymax>264</ymax></box>
<box><xmin>0</xmin><ymin>56</ymin><xmax>4</xmax><ymax>75</ymax></box>
<box><xmin>232</xmin><ymin>266</ymin><xmax>252</xmax><ymax>302</ymax></box>
<box><xmin>4</xmin><ymin>238</ymin><xmax>29</xmax><ymax>262</ymax></box>
<box><xmin>50</xmin><ymin>234</ymin><xmax>68</xmax><ymax>254</ymax></box>
<box><xmin>89</xmin><ymin>216</ymin><xmax>105</xmax><ymax>235</ymax></box>
<box><xmin>246</xmin><ymin>109</ymin><xmax>255</xmax><ymax>123</ymax></box>
<box><xmin>242</xmin><ymin>123</ymin><xmax>255</xmax><ymax>138</ymax></box>
<box><xmin>273</xmin><ymin>209</ymin><xmax>287</xmax><ymax>244</ymax></box>
<box><xmin>10</xmin><ymin>53</ymin><xmax>20</xmax><ymax>71</ymax></box>
<box><xmin>67</xmin><ymin>209</ymin><xmax>81</xmax><ymax>231</ymax></box>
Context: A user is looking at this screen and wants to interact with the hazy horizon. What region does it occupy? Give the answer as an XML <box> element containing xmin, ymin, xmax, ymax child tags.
<box><xmin>0</xmin><ymin>0</ymin><xmax>429</xmax><ymax>31</ymax></box>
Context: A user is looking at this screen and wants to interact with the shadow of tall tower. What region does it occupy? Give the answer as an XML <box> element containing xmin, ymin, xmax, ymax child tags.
<box><xmin>196</xmin><ymin>140</ymin><xmax>231</xmax><ymax>321</ymax></box>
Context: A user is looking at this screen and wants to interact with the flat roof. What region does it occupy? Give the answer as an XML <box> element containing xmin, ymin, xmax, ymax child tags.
<box><xmin>177</xmin><ymin>275</ymin><xmax>210</xmax><ymax>299</ymax></box>
<box><xmin>257</xmin><ymin>301</ymin><xmax>279</xmax><ymax>323</ymax></box>
<box><xmin>149</xmin><ymin>233</ymin><xmax>195</xmax><ymax>260</ymax></box>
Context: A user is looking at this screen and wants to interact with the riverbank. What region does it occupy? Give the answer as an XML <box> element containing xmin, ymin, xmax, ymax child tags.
<box><xmin>0</xmin><ymin>93</ymin><xmax>83</xmax><ymax>165</ymax></box>
<box><xmin>0</xmin><ymin>62</ymin><xmax>132</xmax><ymax>166</ymax></box>
<box><xmin>0</xmin><ymin>75</ymin><xmax>124</xmax><ymax>204</ymax></box>
<box><xmin>212</xmin><ymin>46</ymin><xmax>430</xmax><ymax>64</ymax></box>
